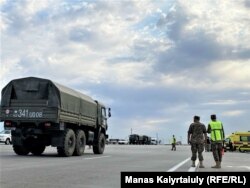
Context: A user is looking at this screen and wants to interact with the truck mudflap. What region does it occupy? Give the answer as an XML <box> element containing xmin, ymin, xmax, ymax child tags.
<box><xmin>86</xmin><ymin>131</ymin><xmax>94</xmax><ymax>145</ymax></box>
<box><xmin>11</xmin><ymin>129</ymin><xmax>23</xmax><ymax>146</ymax></box>
<box><xmin>51</xmin><ymin>131</ymin><xmax>65</xmax><ymax>147</ymax></box>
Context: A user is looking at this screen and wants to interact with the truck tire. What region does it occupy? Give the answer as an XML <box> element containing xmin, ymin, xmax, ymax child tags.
<box><xmin>31</xmin><ymin>145</ymin><xmax>46</xmax><ymax>156</ymax></box>
<box><xmin>239</xmin><ymin>147</ymin><xmax>245</xmax><ymax>153</ymax></box>
<box><xmin>93</xmin><ymin>133</ymin><xmax>105</xmax><ymax>154</ymax></box>
<box><xmin>57</xmin><ymin>129</ymin><xmax>76</xmax><ymax>157</ymax></box>
<box><xmin>13</xmin><ymin>145</ymin><xmax>30</xmax><ymax>155</ymax></box>
<box><xmin>73</xmin><ymin>130</ymin><xmax>86</xmax><ymax>156</ymax></box>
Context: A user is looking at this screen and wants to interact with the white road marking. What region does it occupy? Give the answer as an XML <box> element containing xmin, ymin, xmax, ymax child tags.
<box><xmin>84</xmin><ymin>155</ymin><xmax>111</xmax><ymax>160</ymax></box>
<box><xmin>167</xmin><ymin>157</ymin><xmax>190</xmax><ymax>172</ymax></box>
<box><xmin>188</xmin><ymin>159</ymin><xmax>199</xmax><ymax>172</ymax></box>
<box><xmin>227</xmin><ymin>166</ymin><xmax>250</xmax><ymax>170</ymax></box>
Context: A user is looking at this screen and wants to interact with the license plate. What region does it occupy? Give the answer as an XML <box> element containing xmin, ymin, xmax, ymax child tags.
<box><xmin>10</xmin><ymin>109</ymin><xmax>43</xmax><ymax>118</ymax></box>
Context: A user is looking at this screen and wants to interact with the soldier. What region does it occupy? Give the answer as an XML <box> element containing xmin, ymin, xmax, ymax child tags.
<box><xmin>171</xmin><ymin>135</ymin><xmax>176</xmax><ymax>151</ymax></box>
<box><xmin>187</xmin><ymin>116</ymin><xmax>207</xmax><ymax>168</ymax></box>
<box><xmin>229</xmin><ymin>139</ymin><xmax>233</xmax><ymax>152</ymax></box>
<box><xmin>207</xmin><ymin>114</ymin><xmax>225</xmax><ymax>168</ymax></box>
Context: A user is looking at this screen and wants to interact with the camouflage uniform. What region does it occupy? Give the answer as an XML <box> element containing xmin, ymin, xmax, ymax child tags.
<box><xmin>210</xmin><ymin>142</ymin><xmax>223</xmax><ymax>162</ymax></box>
<box><xmin>188</xmin><ymin>122</ymin><xmax>207</xmax><ymax>161</ymax></box>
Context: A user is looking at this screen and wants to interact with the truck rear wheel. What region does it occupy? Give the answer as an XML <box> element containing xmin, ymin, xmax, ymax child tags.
<box><xmin>57</xmin><ymin>129</ymin><xmax>76</xmax><ymax>157</ymax></box>
<box><xmin>93</xmin><ymin>133</ymin><xmax>105</xmax><ymax>154</ymax></box>
<box><xmin>31</xmin><ymin>145</ymin><xmax>46</xmax><ymax>156</ymax></box>
<box><xmin>74</xmin><ymin>130</ymin><xmax>86</xmax><ymax>156</ymax></box>
<box><xmin>13</xmin><ymin>145</ymin><xmax>30</xmax><ymax>155</ymax></box>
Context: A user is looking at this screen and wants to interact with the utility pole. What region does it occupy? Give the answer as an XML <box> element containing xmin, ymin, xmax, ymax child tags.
<box><xmin>156</xmin><ymin>133</ymin><xmax>158</xmax><ymax>144</ymax></box>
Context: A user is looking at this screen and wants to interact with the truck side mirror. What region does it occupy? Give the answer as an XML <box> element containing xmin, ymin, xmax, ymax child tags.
<box><xmin>108</xmin><ymin>108</ymin><xmax>111</xmax><ymax>117</ymax></box>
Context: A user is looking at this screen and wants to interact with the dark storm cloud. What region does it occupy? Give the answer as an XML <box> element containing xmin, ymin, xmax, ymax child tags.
<box><xmin>155</xmin><ymin>32</ymin><xmax>224</xmax><ymax>72</ymax></box>
<box><xmin>233</xmin><ymin>48</ymin><xmax>250</xmax><ymax>59</ymax></box>
<box><xmin>244</xmin><ymin>0</ymin><xmax>250</xmax><ymax>8</ymax></box>
<box><xmin>150</xmin><ymin>2</ymin><xmax>250</xmax><ymax>74</ymax></box>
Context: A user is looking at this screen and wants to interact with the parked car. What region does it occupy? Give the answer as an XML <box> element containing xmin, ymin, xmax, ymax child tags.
<box><xmin>0</xmin><ymin>130</ymin><xmax>12</xmax><ymax>145</ymax></box>
<box><xmin>118</xmin><ymin>139</ymin><xmax>129</xmax><ymax>145</ymax></box>
<box><xmin>150</xmin><ymin>138</ymin><xmax>158</xmax><ymax>145</ymax></box>
<box><xmin>108</xmin><ymin>139</ymin><xmax>119</xmax><ymax>144</ymax></box>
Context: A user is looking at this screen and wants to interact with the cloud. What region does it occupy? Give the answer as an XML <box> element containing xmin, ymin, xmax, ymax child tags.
<box><xmin>152</xmin><ymin>1</ymin><xmax>250</xmax><ymax>76</ymax></box>
<box><xmin>222</xmin><ymin>110</ymin><xmax>245</xmax><ymax>117</ymax></box>
<box><xmin>1</xmin><ymin>0</ymin><xmax>250</xmax><ymax>142</ymax></box>
<box><xmin>202</xmin><ymin>100</ymin><xmax>238</xmax><ymax>106</ymax></box>
<box><xmin>245</xmin><ymin>0</ymin><xmax>250</xmax><ymax>8</ymax></box>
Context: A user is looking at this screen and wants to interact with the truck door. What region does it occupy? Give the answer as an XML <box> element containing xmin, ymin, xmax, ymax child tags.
<box><xmin>101</xmin><ymin>107</ymin><xmax>107</xmax><ymax>128</ymax></box>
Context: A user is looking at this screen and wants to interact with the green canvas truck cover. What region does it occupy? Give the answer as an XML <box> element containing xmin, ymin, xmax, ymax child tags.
<box><xmin>1</xmin><ymin>77</ymin><xmax>97</xmax><ymax>125</ymax></box>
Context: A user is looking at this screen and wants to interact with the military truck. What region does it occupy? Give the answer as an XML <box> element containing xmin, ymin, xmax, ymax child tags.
<box><xmin>129</xmin><ymin>134</ymin><xmax>140</xmax><ymax>144</ymax></box>
<box><xmin>0</xmin><ymin>77</ymin><xmax>111</xmax><ymax>157</ymax></box>
<box><xmin>129</xmin><ymin>134</ymin><xmax>151</xmax><ymax>145</ymax></box>
<box><xmin>142</xmin><ymin>135</ymin><xmax>151</xmax><ymax>145</ymax></box>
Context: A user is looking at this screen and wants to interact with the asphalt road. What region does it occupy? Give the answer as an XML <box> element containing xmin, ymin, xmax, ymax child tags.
<box><xmin>0</xmin><ymin>144</ymin><xmax>249</xmax><ymax>188</ymax></box>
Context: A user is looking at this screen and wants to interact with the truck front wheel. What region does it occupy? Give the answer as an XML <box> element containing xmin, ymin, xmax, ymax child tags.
<box><xmin>74</xmin><ymin>130</ymin><xmax>86</xmax><ymax>156</ymax></box>
<box><xmin>93</xmin><ymin>133</ymin><xmax>105</xmax><ymax>154</ymax></box>
<box><xmin>57</xmin><ymin>129</ymin><xmax>76</xmax><ymax>157</ymax></box>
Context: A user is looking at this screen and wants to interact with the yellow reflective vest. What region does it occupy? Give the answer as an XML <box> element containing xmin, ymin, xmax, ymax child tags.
<box><xmin>172</xmin><ymin>137</ymin><xmax>176</xmax><ymax>144</ymax></box>
<box><xmin>209</xmin><ymin>121</ymin><xmax>223</xmax><ymax>142</ymax></box>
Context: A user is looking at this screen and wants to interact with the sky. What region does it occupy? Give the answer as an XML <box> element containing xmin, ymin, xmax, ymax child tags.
<box><xmin>0</xmin><ymin>0</ymin><xmax>250</xmax><ymax>144</ymax></box>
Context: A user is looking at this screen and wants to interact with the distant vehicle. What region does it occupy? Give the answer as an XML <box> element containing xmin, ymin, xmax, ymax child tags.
<box><xmin>150</xmin><ymin>137</ymin><xmax>158</xmax><ymax>145</ymax></box>
<box><xmin>142</xmin><ymin>135</ymin><xmax>151</xmax><ymax>145</ymax></box>
<box><xmin>129</xmin><ymin>134</ymin><xmax>151</xmax><ymax>145</ymax></box>
<box><xmin>129</xmin><ymin>134</ymin><xmax>140</xmax><ymax>144</ymax></box>
<box><xmin>108</xmin><ymin>139</ymin><xmax>119</xmax><ymax>144</ymax></box>
<box><xmin>176</xmin><ymin>141</ymin><xmax>182</xmax><ymax>145</ymax></box>
<box><xmin>224</xmin><ymin>131</ymin><xmax>250</xmax><ymax>152</ymax></box>
<box><xmin>0</xmin><ymin>130</ymin><xmax>12</xmax><ymax>145</ymax></box>
<box><xmin>118</xmin><ymin>139</ymin><xmax>129</xmax><ymax>145</ymax></box>
<box><xmin>0</xmin><ymin>77</ymin><xmax>111</xmax><ymax>157</ymax></box>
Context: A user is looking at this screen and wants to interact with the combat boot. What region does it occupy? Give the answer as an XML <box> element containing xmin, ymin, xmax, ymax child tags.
<box><xmin>218</xmin><ymin>161</ymin><xmax>221</xmax><ymax>168</ymax></box>
<box><xmin>211</xmin><ymin>161</ymin><xmax>221</xmax><ymax>168</ymax></box>
<box><xmin>191</xmin><ymin>161</ymin><xmax>195</xmax><ymax>167</ymax></box>
<box><xmin>199</xmin><ymin>161</ymin><xmax>205</xmax><ymax>168</ymax></box>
